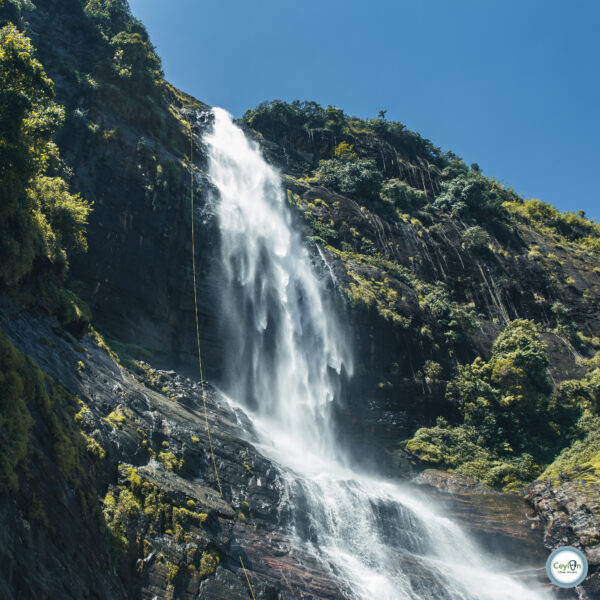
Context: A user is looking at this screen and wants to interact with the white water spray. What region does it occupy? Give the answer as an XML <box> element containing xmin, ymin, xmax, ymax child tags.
<box><xmin>204</xmin><ymin>108</ymin><xmax>552</xmax><ymax>600</ymax></box>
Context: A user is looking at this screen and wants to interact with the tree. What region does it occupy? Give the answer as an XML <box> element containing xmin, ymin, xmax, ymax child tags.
<box><xmin>461</xmin><ymin>225</ymin><xmax>490</xmax><ymax>252</ymax></box>
<box><xmin>447</xmin><ymin>319</ymin><xmax>551</xmax><ymax>453</ymax></box>
<box><xmin>0</xmin><ymin>24</ymin><xmax>91</xmax><ymax>287</ymax></box>
<box><xmin>406</xmin><ymin>320</ymin><xmax>555</xmax><ymax>491</ymax></box>
<box><xmin>433</xmin><ymin>173</ymin><xmax>506</xmax><ymax>221</ymax></box>
<box><xmin>314</xmin><ymin>157</ymin><xmax>382</xmax><ymax>201</ymax></box>
<box><xmin>380</xmin><ymin>179</ymin><xmax>426</xmax><ymax>212</ymax></box>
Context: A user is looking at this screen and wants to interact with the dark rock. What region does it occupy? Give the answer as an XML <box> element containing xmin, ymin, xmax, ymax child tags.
<box><xmin>525</xmin><ymin>479</ymin><xmax>600</xmax><ymax>596</ymax></box>
<box><xmin>198</xmin><ymin>566</ymin><xmax>253</xmax><ymax>600</ymax></box>
<box><xmin>525</xmin><ymin>480</ymin><xmax>600</xmax><ymax>564</ymax></box>
<box><xmin>0</xmin><ymin>301</ymin><xmax>345</xmax><ymax>599</ymax></box>
<box><xmin>413</xmin><ymin>468</ymin><xmax>498</xmax><ymax>495</ymax></box>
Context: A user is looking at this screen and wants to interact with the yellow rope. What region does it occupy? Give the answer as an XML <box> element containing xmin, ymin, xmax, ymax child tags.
<box><xmin>188</xmin><ymin>118</ymin><xmax>256</xmax><ymax>599</ymax></box>
<box><xmin>189</xmin><ymin>125</ymin><xmax>223</xmax><ymax>498</ymax></box>
<box><xmin>240</xmin><ymin>556</ymin><xmax>257</xmax><ymax>600</ymax></box>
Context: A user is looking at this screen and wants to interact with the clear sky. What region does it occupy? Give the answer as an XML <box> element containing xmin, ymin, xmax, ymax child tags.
<box><xmin>129</xmin><ymin>0</ymin><xmax>599</xmax><ymax>219</ymax></box>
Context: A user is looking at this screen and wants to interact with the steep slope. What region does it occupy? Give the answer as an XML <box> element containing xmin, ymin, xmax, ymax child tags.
<box><xmin>7</xmin><ymin>0</ymin><xmax>224</xmax><ymax>376</ymax></box>
<box><xmin>241</xmin><ymin>101</ymin><xmax>600</xmax><ymax>584</ymax></box>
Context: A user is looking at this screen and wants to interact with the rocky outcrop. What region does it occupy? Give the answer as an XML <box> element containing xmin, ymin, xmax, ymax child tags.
<box><xmin>17</xmin><ymin>0</ymin><xmax>225</xmax><ymax>378</ymax></box>
<box><xmin>0</xmin><ymin>298</ymin><xmax>346</xmax><ymax>599</ymax></box>
<box><xmin>525</xmin><ymin>480</ymin><xmax>600</xmax><ymax>563</ymax></box>
<box><xmin>413</xmin><ymin>470</ymin><xmax>546</xmax><ymax>571</ymax></box>
<box><xmin>525</xmin><ymin>479</ymin><xmax>600</xmax><ymax>597</ymax></box>
<box><xmin>413</xmin><ymin>469</ymin><xmax>499</xmax><ymax>495</ymax></box>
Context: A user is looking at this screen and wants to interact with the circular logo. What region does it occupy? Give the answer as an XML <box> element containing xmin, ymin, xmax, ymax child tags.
<box><xmin>546</xmin><ymin>546</ymin><xmax>588</xmax><ymax>588</ymax></box>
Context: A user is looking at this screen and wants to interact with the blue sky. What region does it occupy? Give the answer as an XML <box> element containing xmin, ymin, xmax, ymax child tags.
<box><xmin>129</xmin><ymin>0</ymin><xmax>599</xmax><ymax>219</ymax></box>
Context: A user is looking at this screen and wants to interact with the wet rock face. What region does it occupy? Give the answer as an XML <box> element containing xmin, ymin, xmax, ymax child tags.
<box><xmin>411</xmin><ymin>470</ymin><xmax>600</xmax><ymax>598</ymax></box>
<box><xmin>62</xmin><ymin>109</ymin><xmax>225</xmax><ymax>379</ymax></box>
<box><xmin>0</xmin><ymin>495</ymin><xmax>124</xmax><ymax>600</ymax></box>
<box><xmin>525</xmin><ymin>480</ymin><xmax>600</xmax><ymax>598</ymax></box>
<box><xmin>525</xmin><ymin>479</ymin><xmax>600</xmax><ymax>563</ymax></box>
<box><xmin>21</xmin><ymin>0</ymin><xmax>225</xmax><ymax>378</ymax></box>
<box><xmin>1</xmin><ymin>300</ymin><xmax>569</xmax><ymax>600</ymax></box>
<box><xmin>413</xmin><ymin>470</ymin><xmax>549</xmax><ymax>577</ymax></box>
<box><xmin>413</xmin><ymin>469</ymin><xmax>499</xmax><ymax>495</ymax></box>
<box><xmin>0</xmin><ymin>301</ymin><xmax>348</xmax><ymax>599</ymax></box>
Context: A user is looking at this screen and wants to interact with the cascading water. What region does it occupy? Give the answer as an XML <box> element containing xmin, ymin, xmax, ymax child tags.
<box><xmin>204</xmin><ymin>108</ymin><xmax>552</xmax><ymax>600</ymax></box>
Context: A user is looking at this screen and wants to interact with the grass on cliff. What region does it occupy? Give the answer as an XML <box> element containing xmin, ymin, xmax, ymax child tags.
<box><xmin>103</xmin><ymin>465</ymin><xmax>209</xmax><ymax>571</ymax></box>
<box><xmin>540</xmin><ymin>429</ymin><xmax>600</xmax><ymax>485</ymax></box>
<box><xmin>0</xmin><ymin>327</ymin><xmax>102</xmax><ymax>527</ymax></box>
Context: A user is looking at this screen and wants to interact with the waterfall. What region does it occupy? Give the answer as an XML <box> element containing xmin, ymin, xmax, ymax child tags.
<box><xmin>204</xmin><ymin>108</ymin><xmax>552</xmax><ymax>600</ymax></box>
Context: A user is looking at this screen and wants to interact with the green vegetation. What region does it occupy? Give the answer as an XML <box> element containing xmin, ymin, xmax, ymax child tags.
<box><xmin>432</xmin><ymin>172</ymin><xmax>508</xmax><ymax>222</ymax></box>
<box><xmin>158</xmin><ymin>450</ymin><xmax>184</xmax><ymax>473</ymax></box>
<box><xmin>103</xmin><ymin>465</ymin><xmax>208</xmax><ymax>566</ymax></box>
<box><xmin>505</xmin><ymin>198</ymin><xmax>600</xmax><ymax>255</ymax></box>
<box><xmin>380</xmin><ymin>178</ymin><xmax>427</xmax><ymax>213</ymax></box>
<box><xmin>345</xmin><ymin>272</ymin><xmax>410</xmax><ymax>328</ymax></box>
<box><xmin>104</xmin><ymin>407</ymin><xmax>127</xmax><ymax>429</ymax></box>
<box><xmin>0</xmin><ymin>330</ymin><xmax>33</xmax><ymax>492</ymax></box>
<box><xmin>83</xmin><ymin>0</ymin><xmax>162</xmax><ymax>93</ymax></box>
<box><xmin>0</xmin><ymin>24</ymin><xmax>91</xmax><ymax>289</ymax></box>
<box><xmin>199</xmin><ymin>549</ymin><xmax>220</xmax><ymax>578</ymax></box>
<box><xmin>540</xmin><ymin>354</ymin><xmax>600</xmax><ymax>481</ymax></box>
<box><xmin>167</xmin><ymin>561</ymin><xmax>179</xmax><ymax>583</ymax></box>
<box><xmin>461</xmin><ymin>225</ymin><xmax>491</xmax><ymax>253</ymax></box>
<box><xmin>314</xmin><ymin>156</ymin><xmax>382</xmax><ymax>201</ymax></box>
<box><xmin>0</xmin><ymin>328</ymin><xmax>98</xmax><ymax>526</ymax></box>
<box><xmin>242</xmin><ymin>100</ymin><xmax>447</xmax><ymax>167</ymax></box>
<box><xmin>418</xmin><ymin>283</ymin><xmax>478</xmax><ymax>346</ymax></box>
<box><xmin>406</xmin><ymin>322</ymin><xmax>600</xmax><ymax>491</ymax></box>
<box><xmin>0</xmin><ymin>21</ymin><xmax>93</xmax><ymax>334</ymax></box>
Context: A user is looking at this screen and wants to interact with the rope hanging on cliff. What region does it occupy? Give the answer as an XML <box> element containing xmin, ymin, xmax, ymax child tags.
<box><xmin>188</xmin><ymin>118</ymin><xmax>256</xmax><ymax>600</ymax></box>
<box><xmin>189</xmin><ymin>123</ymin><xmax>223</xmax><ymax>498</ymax></box>
<box><xmin>240</xmin><ymin>555</ymin><xmax>257</xmax><ymax>600</ymax></box>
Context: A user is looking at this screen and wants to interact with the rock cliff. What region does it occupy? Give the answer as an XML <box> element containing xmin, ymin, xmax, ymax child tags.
<box><xmin>2</xmin><ymin>0</ymin><xmax>600</xmax><ymax>597</ymax></box>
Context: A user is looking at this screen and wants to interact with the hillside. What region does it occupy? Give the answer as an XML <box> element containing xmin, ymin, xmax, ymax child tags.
<box><xmin>1</xmin><ymin>0</ymin><xmax>600</xmax><ymax>598</ymax></box>
<box><xmin>243</xmin><ymin>100</ymin><xmax>600</xmax><ymax>484</ymax></box>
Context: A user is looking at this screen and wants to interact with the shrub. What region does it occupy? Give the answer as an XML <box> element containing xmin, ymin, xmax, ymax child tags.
<box><xmin>551</xmin><ymin>301</ymin><xmax>580</xmax><ymax>346</ymax></box>
<box><xmin>109</xmin><ymin>31</ymin><xmax>163</xmax><ymax>93</ymax></box>
<box><xmin>380</xmin><ymin>179</ymin><xmax>426</xmax><ymax>212</ymax></box>
<box><xmin>433</xmin><ymin>173</ymin><xmax>506</xmax><ymax>221</ymax></box>
<box><xmin>419</xmin><ymin>283</ymin><xmax>478</xmax><ymax>345</ymax></box>
<box><xmin>420</xmin><ymin>360</ymin><xmax>444</xmax><ymax>383</ymax></box>
<box><xmin>158</xmin><ymin>451</ymin><xmax>183</xmax><ymax>472</ymax></box>
<box><xmin>461</xmin><ymin>225</ymin><xmax>491</xmax><ymax>252</ymax></box>
<box><xmin>345</xmin><ymin>273</ymin><xmax>411</xmax><ymax>328</ymax></box>
<box><xmin>405</xmin><ymin>320</ymin><xmax>558</xmax><ymax>490</ymax></box>
<box><xmin>333</xmin><ymin>141</ymin><xmax>357</xmax><ymax>160</ymax></box>
<box><xmin>314</xmin><ymin>158</ymin><xmax>382</xmax><ymax>200</ymax></box>
<box><xmin>0</xmin><ymin>25</ymin><xmax>91</xmax><ymax>288</ymax></box>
